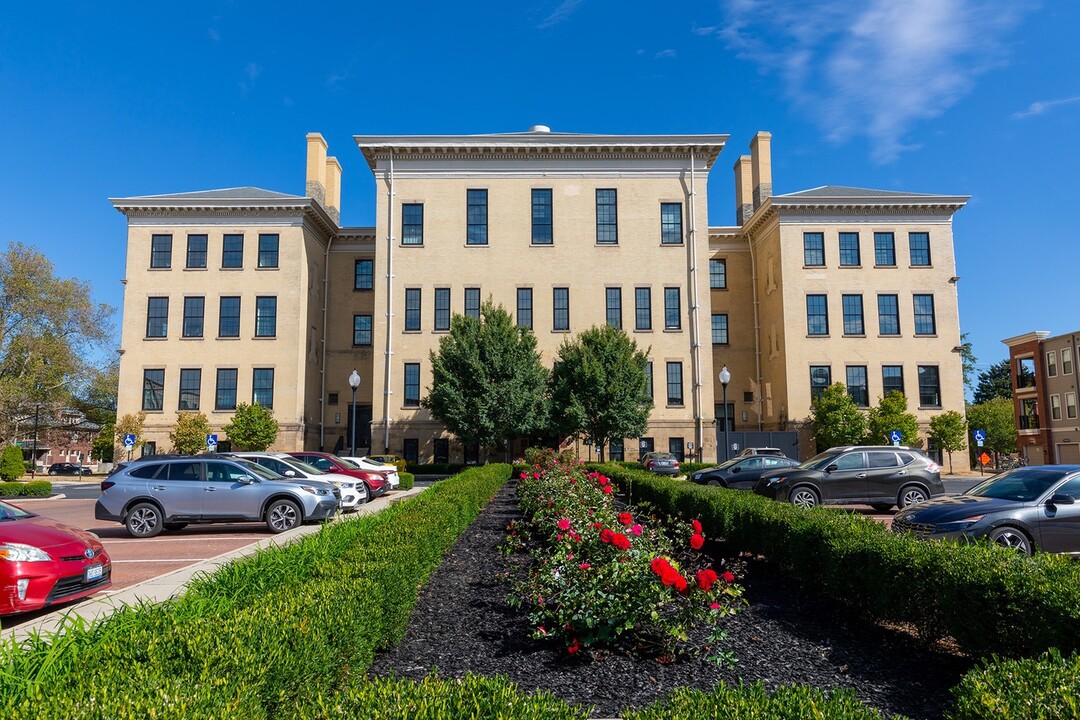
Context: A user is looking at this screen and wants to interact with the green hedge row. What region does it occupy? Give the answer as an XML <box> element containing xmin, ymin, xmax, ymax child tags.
<box><xmin>397</xmin><ymin>471</ymin><xmax>415</xmax><ymax>490</ymax></box>
<box><xmin>406</xmin><ymin>462</ymin><xmax>468</xmax><ymax>474</ymax></box>
<box><xmin>0</xmin><ymin>480</ymin><xmax>51</xmax><ymax>498</ymax></box>
<box><xmin>0</xmin><ymin>465</ymin><xmax>511</xmax><ymax>718</ymax></box>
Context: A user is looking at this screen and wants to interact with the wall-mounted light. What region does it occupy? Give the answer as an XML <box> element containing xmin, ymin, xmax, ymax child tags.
<box><xmin>948</xmin><ymin>276</ymin><xmax>961</xmax><ymax>283</ymax></box>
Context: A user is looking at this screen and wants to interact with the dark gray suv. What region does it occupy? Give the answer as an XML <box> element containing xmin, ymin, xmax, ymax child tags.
<box><xmin>95</xmin><ymin>455</ymin><xmax>340</xmax><ymax>538</ymax></box>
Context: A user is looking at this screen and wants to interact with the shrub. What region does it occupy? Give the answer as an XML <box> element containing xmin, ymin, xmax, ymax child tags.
<box><xmin>949</xmin><ymin>649</ymin><xmax>1080</xmax><ymax>720</ymax></box>
<box><xmin>625</xmin><ymin>683</ymin><xmax>893</xmax><ymax>720</ymax></box>
<box><xmin>0</xmin><ymin>480</ymin><xmax>51</xmax><ymax>498</ymax></box>
<box><xmin>397</xmin><ymin>472</ymin><xmax>415</xmax><ymax>490</ymax></box>
<box><xmin>0</xmin><ymin>445</ymin><xmax>24</xmax><ymax>481</ymax></box>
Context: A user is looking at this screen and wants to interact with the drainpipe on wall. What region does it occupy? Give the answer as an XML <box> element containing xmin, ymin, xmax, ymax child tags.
<box><xmin>747</xmin><ymin>229</ymin><xmax>764</xmax><ymax>430</ymax></box>
<box><xmin>688</xmin><ymin>150</ymin><xmax>704</xmax><ymax>461</ymax></box>
<box><xmin>382</xmin><ymin>151</ymin><xmax>395</xmax><ymax>452</ymax></box>
<box><xmin>318</xmin><ymin>234</ymin><xmax>335</xmax><ymax>450</ymax></box>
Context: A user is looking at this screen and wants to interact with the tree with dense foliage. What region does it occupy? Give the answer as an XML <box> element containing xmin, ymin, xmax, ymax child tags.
<box><xmin>114</xmin><ymin>412</ymin><xmax>146</xmax><ymax>459</ymax></box>
<box><xmin>0</xmin><ymin>242</ymin><xmax>113</xmax><ymax>443</ymax></box>
<box><xmin>973</xmin><ymin>359</ymin><xmax>1013</xmax><ymax>404</ymax></box>
<box><xmin>809</xmin><ymin>383</ymin><xmax>868</xmax><ymax>451</ymax></box>
<box><xmin>0</xmin><ymin>445</ymin><xmax>24</xmax><ymax>480</ymax></box>
<box><xmin>169</xmin><ymin>412</ymin><xmax>212</xmax><ymax>455</ymax></box>
<box><xmin>966</xmin><ymin>397</ymin><xmax>1016</xmax><ymax>463</ymax></box>
<box><xmin>423</xmin><ymin>299</ymin><xmax>549</xmax><ymax>459</ymax></box>
<box><xmin>223</xmin><ymin>403</ymin><xmax>279</xmax><ymax>450</ymax></box>
<box><xmin>929</xmin><ymin>410</ymin><xmax>967</xmax><ymax>473</ymax></box>
<box><xmin>865</xmin><ymin>391</ymin><xmax>920</xmax><ymax>447</ymax></box>
<box><xmin>91</xmin><ymin>421</ymin><xmax>115</xmax><ymax>463</ymax></box>
<box><xmin>549</xmin><ymin>325</ymin><xmax>651</xmax><ymax>461</ymax></box>
<box><xmin>71</xmin><ymin>358</ymin><xmax>119</xmax><ymax>429</ymax></box>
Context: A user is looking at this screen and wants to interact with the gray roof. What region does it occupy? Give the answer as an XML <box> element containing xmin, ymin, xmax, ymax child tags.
<box><xmin>776</xmin><ymin>185</ymin><xmax>944</xmax><ymax>199</ymax></box>
<box><xmin>115</xmin><ymin>186</ymin><xmax>302</xmax><ymax>201</ymax></box>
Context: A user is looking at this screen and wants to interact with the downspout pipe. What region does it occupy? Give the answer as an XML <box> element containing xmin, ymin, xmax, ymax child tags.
<box><xmin>688</xmin><ymin>150</ymin><xmax>704</xmax><ymax>462</ymax></box>
<box><xmin>748</xmin><ymin>229</ymin><xmax>763</xmax><ymax>430</ymax></box>
<box><xmin>382</xmin><ymin>151</ymin><xmax>395</xmax><ymax>452</ymax></box>
<box><xmin>319</xmin><ymin>231</ymin><xmax>334</xmax><ymax>450</ymax></box>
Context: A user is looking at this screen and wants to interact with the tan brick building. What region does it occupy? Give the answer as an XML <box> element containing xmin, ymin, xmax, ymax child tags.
<box><xmin>112</xmin><ymin>128</ymin><xmax>970</xmax><ymax>468</ymax></box>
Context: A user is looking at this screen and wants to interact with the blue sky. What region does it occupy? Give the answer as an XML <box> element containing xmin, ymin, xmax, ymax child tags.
<box><xmin>1</xmin><ymin>1</ymin><xmax>1076</xmax><ymax>386</ymax></box>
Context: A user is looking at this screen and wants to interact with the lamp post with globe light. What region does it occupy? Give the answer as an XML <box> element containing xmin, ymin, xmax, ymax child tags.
<box><xmin>719</xmin><ymin>366</ymin><xmax>731</xmax><ymax>462</ymax></box>
<box><xmin>348</xmin><ymin>370</ymin><xmax>361</xmax><ymax>457</ymax></box>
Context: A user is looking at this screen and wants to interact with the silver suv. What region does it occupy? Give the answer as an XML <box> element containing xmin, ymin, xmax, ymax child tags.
<box><xmin>95</xmin><ymin>455</ymin><xmax>340</xmax><ymax>538</ymax></box>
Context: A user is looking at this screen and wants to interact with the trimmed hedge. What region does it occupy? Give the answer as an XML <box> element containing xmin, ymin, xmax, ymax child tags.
<box><xmin>0</xmin><ymin>480</ymin><xmax>51</xmax><ymax>498</ymax></box>
<box><xmin>397</xmin><ymin>471</ymin><xmax>415</xmax><ymax>490</ymax></box>
<box><xmin>624</xmin><ymin>683</ymin><xmax>894</xmax><ymax>720</ymax></box>
<box><xmin>406</xmin><ymin>462</ymin><xmax>468</xmax><ymax>475</ymax></box>
<box><xmin>949</xmin><ymin>649</ymin><xmax>1080</xmax><ymax>720</ymax></box>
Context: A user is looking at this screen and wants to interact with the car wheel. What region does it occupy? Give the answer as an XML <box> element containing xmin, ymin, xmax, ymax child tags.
<box><xmin>125</xmin><ymin>502</ymin><xmax>164</xmax><ymax>538</ymax></box>
<box><xmin>897</xmin><ymin>485</ymin><xmax>929</xmax><ymax>509</ymax></box>
<box><xmin>164</xmin><ymin>522</ymin><xmax>188</xmax><ymax>531</ymax></box>
<box><xmin>988</xmin><ymin>526</ymin><xmax>1032</xmax><ymax>556</ymax></box>
<box><xmin>870</xmin><ymin>503</ymin><xmax>894</xmax><ymax>512</ymax></box>
<box><xmin>790</xmin><ymin>486</ymin><xmax>819</xmax><ymax>509</ymax></box>
<box><xmin>707</xmin><ymin>479</ymin><xmax>724</xmax><ymax>487</ymax></box>
<box><xmin>266</xmin><ymin>498</ymin><xmax>301</xmax><ymax>533</ymax></box>
<box><xmin>48</xmin><ymin>470</ymin><xmax>58</xmax><ymax>475</ymax></box>
<box><xmin>356</xmin><ymin>482</ymin><xmax>370</xmax><ymax>505</ymax></box>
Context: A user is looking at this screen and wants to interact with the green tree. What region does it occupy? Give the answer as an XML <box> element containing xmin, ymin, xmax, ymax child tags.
<box><xmin>223</xmin><ymin>403</ymin><xmax>279</xmax><ymax>450</ymax></box>
<box><xmin>92</xmin><ymin>421</ymin><xmax>115</xmax><ymax>463</ymax></box>
<box><xmin>114</xmin><ymin>412</ymin><xmax>146</xmax><ymax>459</ymax></box>
<box><xmin>0</xmin><ymin>444</ymin><xmax>25</xmax><ymax>480</ymax></box>
<box><xmin>169</xmin><ymin>412</ymin><xmax>212</xmax><ymax>455</ymax></box>
<box><xmin>549</xmin><ymin>325</ymin><xmax>652</xmax><ymax>461</ymax></box>
<box><xmin>929</xmin><ymin>410</ymin><xmax>967</xmax><ymax>474</ymax></box>
<box><xmin>959</xmin><ymin>332</ymin><xmax>977</xmax><ymax>395</ymax></box>
<box><xmin>865</xmin><ymin>391</ymin><xmax>920</xmax><ymax>447</ymax></box>
<box><xmin>423</xmin><ymin>298</ymin><xmax>549</xmax><ymax>459</ymax></box>
<box><xmin>966</xmin><ymin>397</ymin><xmax>1016</xmax><ymax>463</ymax></box>
<box><xmin>72</xmin><ymin>358</ymin><xmax>119</xmax><ymax>429</ymax></box>
<box><xmin>809</xmin><ymin>383</ymin><xmax>868</xmax><ymax>451</ymax></box>
<box><xmin>973</xmin><ymin>359</ymin><xmax>1013</xmax><ymax>404</ymax></box>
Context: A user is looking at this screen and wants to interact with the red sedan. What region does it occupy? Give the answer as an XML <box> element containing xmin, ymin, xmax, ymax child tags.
<box><xmin>0</xmin><ymin>500</ymin><xmax>111</xmax><ymax>615</ymax></box>
<box><xmin>289</xmin><ymin>452</ymin><xmax>389</xmax><ymax>497</ymax></box>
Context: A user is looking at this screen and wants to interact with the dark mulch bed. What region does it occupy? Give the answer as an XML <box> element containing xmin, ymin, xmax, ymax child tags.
<box><xmin>368</xmin><ymin>480</ymin><xmax>975</xmax><ymax>718</ymax></box>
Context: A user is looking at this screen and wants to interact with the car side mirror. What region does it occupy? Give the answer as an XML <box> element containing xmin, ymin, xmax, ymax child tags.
<box><xmin>826</xmin><ymin>463</ymin><xmax>838</xmax><ymax>473</ymax></box>
<box><xmin>1049</xmin><ymin>492</ymin><xmax>1076</xmax><ymax>506</ymax></box>
<box><xmin>284</xmin><ymin>470</ymin><xmax>296</xmax><ymax>477</ymax></box>
<box><xmin>730</xmin><ymin>466</ymin><xmax>740</xmax><ymax>473</ymax></box>
<box><xmin>239</xmin><ymin>475</ymin><xmax>257</xmax><ymax>484</ymax></box>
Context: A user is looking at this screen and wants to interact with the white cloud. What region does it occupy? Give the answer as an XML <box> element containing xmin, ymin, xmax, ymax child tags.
<box><xmin>1012</xmin><ymin>95</ymin><xmax>1080</xmax><ymax>120</ymax></box>
<box><xmin>655</xmin><ymin>49</ymin><xmax>677</xmax><ymax>59</ymax></box>
<box><xmin>715</xmin><ymin>0</ymin><xmax>1035</xmax><ymax>163</ymax></box>
<box><xmin>538</xmin><ymin>0</ymin><xmax>583</xmax><ymax>30</ymax></box>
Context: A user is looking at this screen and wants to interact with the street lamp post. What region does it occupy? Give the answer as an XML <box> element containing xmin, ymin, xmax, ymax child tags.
<box><xmin>348</xmin><ymin>370</ymin><xmax>361</xmax><ymax>457</ymax></box>
<box><xmin>30</xmin><ymin>404</ymin><xmax>41</xmax><ymax>479</ymax></box>
<box><xmin>719</xmin><ymin>366</ymin><xmax>731</xmax><ymax>462</ymax></box>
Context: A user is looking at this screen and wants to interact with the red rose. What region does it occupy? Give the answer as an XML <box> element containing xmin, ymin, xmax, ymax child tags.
<box><xmin>692</xmin><ymin>519</ymin><xmax>702</xmax><ymax>533</ymax></box>
<box><xmin>690</xmin><ymin>533</ymin><xmax>704</xmax><ymax>550</ymax></box>
<box><xmin>598</xmin><ymin>476</ymin><xmax>609</xmax><ymax>486</ymax></box>
<box><xmin>722</xmin><ymin>571</ymin><xmax>736</xmax><ymax>584</ymax></box>
<box><xmin>696</xmin><ymin>569</ymin><xmax>718</xmax><ymax>591</ymax></box>
<box><xmin>651</xmin><ymin>557</ymin><xmax>670</xmax><ymax>576</ymax></box>
<box><xmin>673</xmin><ymin>574</ymin><xmax>688</xmax><ymax>594</ymax></box>
<box><xmin>567</xmin><ymin>638</ymin><xmax>581</xmax><ymax>654</ymax></box>
<box><xmin>600</xmin><ymin>528</ymin><xmax>614</xmax><ymax>544</ymax></box>
<box><xmin>618</xmin><ymin>512</ymin><xmax>633</xmax><ymax>526</ymax></box>
<box><xmin>661</xmin><ymin>570</ymin><xmax>678</xmax><ymax>587</ymax></box>
<box><xmin>611</xmin><ymin>533</ymin><xmax>631</xmax><ymax>550</ymax></box>
<box><xmin>602</xmin><ymin>485</ymin><xmax>613</xmax><ymax>494</ymax></box>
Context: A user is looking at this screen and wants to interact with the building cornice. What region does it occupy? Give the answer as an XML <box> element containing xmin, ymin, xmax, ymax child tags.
<box><xmin>109</xmin><ymin>198</ymin><xmax>339</xmax><ymax>237</ymax></box>
<box><xmin>1002</xmin><ymin>331</ymin><xmax>1051</xmax><ymax>347</ymax></box>
<box><xmin>740</xmin><ymin>196</ymin><xmax>969</xmax><ymax>238</ymax></box>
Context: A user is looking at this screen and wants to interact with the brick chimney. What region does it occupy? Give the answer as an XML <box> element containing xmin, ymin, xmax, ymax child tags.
<box><xmin>734</xmin><ymin>155</ymin><xmax>753</xmax><ymax>225</ymax></box>
<box><xmin>324</xmin><ymin>156</ymin><xmax>342</xmax><ymax>224</ymax></box>
<box><xmin>750</xmin><ymin>131</ymin><xmax>772</xmax><ymax>210</ymax></box>
<box><xmin>306</xmin><ymin>133</ymin><xmax>328</xmax><ymax>206</ymax></box>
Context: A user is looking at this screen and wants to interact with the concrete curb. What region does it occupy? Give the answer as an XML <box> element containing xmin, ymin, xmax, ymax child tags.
<box><xmin>1</xmin><ymin>486</ymin><xmax>429</xmax><ymax>643</ymax></box>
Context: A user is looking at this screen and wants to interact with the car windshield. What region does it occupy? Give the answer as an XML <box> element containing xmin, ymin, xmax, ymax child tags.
<box><xmin>334</xmin><ymin>456</ymin><xmax>360</xmax><ymax>469</ymax></box>
<box><xmin>232</xmin><ymin>458</ymin><xmax>286</xmax><ymax>482</ymax></box>
<box><xmin>280</xmin><ymin>457</ymin><xmax>325</xmax><ymax>475</ymax></box>
<box><xmin>966</xmin><ymin>467</ymin><xmax>1071</xmax><ymax>502</ymax></box>
<box><xmin>650</xmin><ymin>453</ymin><xmax>676</xmax><ymax>461</ymax></box>
<box><xmin>0</xmin><ymin>501</ymin><xmax>33</xmax><ymax>521</ymax></box>
<box><xmin>797</xmin><ymin>451</ymin><xmax>844</xmax><ymax>471</ymax></box>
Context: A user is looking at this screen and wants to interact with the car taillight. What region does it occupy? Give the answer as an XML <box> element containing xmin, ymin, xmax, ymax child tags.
<box><xmin>100</xmin><ymin>481</ymin><xmax>115</xmax><ymax>492</ymax></box>
<box><xmin>673</xmin><ymin>461</ymin><xmax>680</xmax><ymax>468</ymax></box>
<box><xmin>928</xmin><ymin>462</ymin><xmax>940</xmax><ymax>473</ymax></box>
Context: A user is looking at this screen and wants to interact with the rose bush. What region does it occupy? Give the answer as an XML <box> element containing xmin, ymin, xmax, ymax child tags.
<box><xmin>507</xmin><ymin>448</ymin><xmax>744</xmax><ymax>657</ymax></box>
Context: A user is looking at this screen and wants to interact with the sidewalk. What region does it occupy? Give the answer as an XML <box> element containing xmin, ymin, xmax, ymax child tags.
<box><xmin>1</xmin><ymin>486</ymin><xmax>427</xmax><ymax>644</ymax></box>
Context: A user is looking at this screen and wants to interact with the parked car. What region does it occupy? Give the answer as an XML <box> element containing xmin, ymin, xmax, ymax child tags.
<box><xmin>753</xmin><ymin>445</ymin><xmax>944</xmax><ymax>510</ymax></box>
<box><xmin>734</xmin><ymin>447</ymin><xmax>787</xmax><ymax>458</ymax></box>
<box><xmin>289</xmin><ymin>452</ymin><xmax>388</xmax><ymax>498</ymax></box>
<box><xmin>95</xmin><ymin>455</ymin><xmax>340</xmax><ymax>538</ymax></box>
<box><xmin>367</xmin><ymin>454</ymin><xmax>405</xmax><ymax>467</ymax></box>
<box><xmin>892</xmin><ymin>465</ymin><xmax>1080</xmax><ymax>556</ymax></box>
<box><xmin>690</xmin><ymin>455</ymin><xmax>800</xmax><ymax>490</ymax></box>
<box><xmin>225</xmin><ymin>452</ymin><xmax>366</xmax><ymax>509</ymax></box>
<box><xmin>640</xmin><ymin>451</ymin><xmax>680</xmax><ymax>476</ymax></box>
<box><xmin>47</xmin><ymin>463</ymin><xmax>90</xmax><ymax>476</ymax></box>
<box><xmin>339</xmin><ymin>456</ymin><xmax>400</xmax><ymax>489</ymax></box>
<box><xmin>0</xmin><ymin>499</ymin><xmax>111</xmax><ymax>615</ymax></box>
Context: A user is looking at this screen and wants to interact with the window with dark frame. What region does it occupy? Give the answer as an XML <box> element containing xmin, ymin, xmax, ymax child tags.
<box><xmin>882</xmin><ymin>365</ymin><xmax>904</xmax><ymax>396</ymax></box>
<box><xmin>660</xmin><ymin>203</ymin><xmax>683</xmax><ymax>244</ymax></box>
<box><xmin>669</xmin><ymin>437</ymin><xmax>685</xmax><ymax>462</ymax></box>
<box><xmin>218</xmin><ymin>296</ymin><xmax>241</xmax><ymax>338</ymax></box>
<box><xmin>710</xmin><ymin>259</ymin><xmax>727</xmax><ymax>288</ymax></box>
<box><xmin>605</xmin><ymin>287</ymin><xmax>622</xmax><ymax>329</ymax></box>
<box><xmin>146</xmin><ymin>297</ymin><xmax>169</xmax><ymax>338</ymax></box>
<box><xmin>553</xmin><ymin>287</ymin><xmax>569</xmax><ymax>331</ymax></box>
<box><xmin>806</xmin><ymin>294</ymin><xmax>828</xmax><ymax>335</ymax></box>
<box><xmin>186</xmin><ymin>234</ymin><xmax>207</xmax><ymax>269</ymax></box>
<box><xmin>918</xmin><ymin>365</ymin><xmax>941</xmax><ymax>407</ymax></box>
<box><xmin>664</xmin><ymin>287</ymin><xmax>681</xmax><ymax>330</ymax></box>
<box><xmin>467</xmin><ymin>190</ymin><xmax>488</xmax><ymax>245</ymax></box>
<box><xmin>909</xmin><ymin>232</ymin><xmax>931</xmax><ymax>265</ymax></box>
<box><xmin>803</xmin><ymin>232</ymin><xmax>825</xmax><ymax>266</ymax></box>
<box><xmin>635</xmin><ymin>287</ymin><xmax>652</xmax><ymax>331</ymax></box>
<box><xmin>178</xmin><ymin>368</ymin><xmax>201</xmax><ymax>411</ymax></box>
<box><xmin>182</xmin><ymin>297</ymin><xmax>204</xmax><ymax>338</ymax></box>
<box><xmin>252</xmin><ymin>368</ymin><xmax>275</xmax><ymax>408</ymax></box>
<box><xmin>874</xmin><ymin>232</ymin><xmax>895</xmax><ymax>266</ymax></box>
<box><xmin>353</xmin><ymin>314</ymin><xmax>372</xmax><ymax>346</ymax></box>
<box><xmin>842</xmin><ymin>294</ymin><xmax>864</xmax><ymax>335</ymax></box>
<box><xmin>215</xmin><ymin>368</ymin><xmax>238</xmax><ymax>411</ymax></box>
<box><xmin>255</xmin><ymin>297</ymin><xmax>277</xmax><ymax>337</ymax></box>
<box><xmin>402</xmin><ymin>204</ymin><xmax>424</xmax><ymax>245</ymax></box>
<box><xmin>839</xmin><ymin>232</ymin><xmax>860</xmax><ymax>266</ymax></box>
<box><xmin>666</xmin><ymin>361</ymin><xmax>684</xmax><ymax>405</ymax></box>
<box><xmin>403</xmin><ymin>363</ymin><xmax>420</xmax><ymax>407</ymax></box>
<box><xmin>596</xmin><ymin>189</ymin><xmax>617</xmax><ymax>244</ymax></box>
<box><xmin>434</xmin><ymin>288</ymin><xmax>450</xmax><ymax>331</ymax></box>
<box><xmin>846</xmin><ymin>366</ymin><xmax>869</xmax><ymax>407</ymax></box>
<box><xmin>645</xmin><ymin>362</ymin><xmax>653</xmax><ymax>401</ymax></box>
<box><xmin>913</xmin><ymin>294</ymin><xmax>936</xmax><ymax>335</ymax></box>
<box><xmin>404</xmin><ymin>288</ymin><xmax>422</xmax><ymax>331</ymax></box>
<box><xmin>354</xmin><ymin>259</ymin><xmax>374</xmax><ymax>290</ymax></box>
<box><xmin>712</xmin><ymin>313</ymin><xmax>728</xmax><ymax>345</ymax></box>
<box><xmin>878</xmin><ymin>294</ymin><xmax>900</xmax><ymax>335</ymax></box>
<box><xmin>222</xmin><ymin>234</ymin><xmax>243</xmax><ymax>268</ymax></box>
<box><xmin>150</xmin><ymin>234</ymin><xmax>172</xmax><ymax>268</ymax></box>
<box><xmin>142</xmin><ymin>369</ymin><xmax>165</xmax><ymax>411</ymax></box>
<box><xmin>464</xmin><ymin>288</ymin><xmax>480</xmax><ymax>319</ymax></box>
<box><xmin>532</xmin><ymin>189</ymin><xmax>553</xmax><ymax>245</ymax></box>
<box><xmin>257</xmin><ymin>234</ymin><xmax>279</xmax><ymax>268</ymax></box>
<box><xmin>517</xmin><ymin>288</ymin><xmax>533</xmax><ymax>329</ymax></box>
<box><xmin>810</xmin><ymin>366</ymin><xmax>831</xmax><ymax>401</ymax></box>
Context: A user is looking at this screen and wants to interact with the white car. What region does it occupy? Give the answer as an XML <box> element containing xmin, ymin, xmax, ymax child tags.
<box><xmin>226</xmin><ymin>452</ymin><xmax>367</xmax><ymax>510</ymax></box>
<box><xmin>340</xmin><ymin>456</ymin><xmax>400</xmax><ymax>489</ymax></box>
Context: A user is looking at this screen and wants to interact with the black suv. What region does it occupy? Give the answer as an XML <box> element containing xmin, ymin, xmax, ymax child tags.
<box><xmin>753</xmin><ymin>446</ymin><xmax>944</xmax><ymax>510</ymax></box>
<box><xmin>47</xmin><ymin>462</ymin><xmax>90</xmax><ymax>476</ymax></box>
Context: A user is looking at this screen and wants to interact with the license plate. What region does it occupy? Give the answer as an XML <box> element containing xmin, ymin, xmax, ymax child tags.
<box><xmin>85</xmin><ymin>564</ymin><xmax>103</xmax><ymax>582</ymax></box>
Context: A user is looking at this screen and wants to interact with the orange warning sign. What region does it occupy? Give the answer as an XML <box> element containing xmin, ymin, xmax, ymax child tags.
<box><xmin>979</xmin><ymin>452</ymin><xmax>991</xmax><ymax>465</ymax></box>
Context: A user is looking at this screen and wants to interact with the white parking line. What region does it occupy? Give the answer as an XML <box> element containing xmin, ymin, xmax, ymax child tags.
<box><xmin>110</xmin><ymin>559</ymin><xmax>207</xmax><ymax>563</ymax></box>
<box><xmin>104</xmin><ymin>537</ymin><xmax>263</xmax><ymax>544</ymax></box>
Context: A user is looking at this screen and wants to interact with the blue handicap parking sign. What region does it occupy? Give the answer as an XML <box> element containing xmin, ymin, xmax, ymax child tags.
<box><xmin>889</xmin><ymin>430</ymin><xmax>902</xmax><ymax>444</ymax></box>
<box><xmin>207</xmin><ymin>433</ymin><xmax>218</xmax><ymax>448</ymax></box>
<box><xmin>123</xmin><ymin>433</ymin><xmax>136</xmax><ymax>448</ymax></box>
<box><xmin>974</xmin><ymin>429</ymin><xmax>986</xmax><ymax>443</ymax></box>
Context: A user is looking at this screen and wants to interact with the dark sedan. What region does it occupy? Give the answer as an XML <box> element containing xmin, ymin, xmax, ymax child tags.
<box><xmin>892</xmin><ymin>465</ymin><xmax>1080</xmax><ymax>556</ymax></box>
<box><xmin>690</xmin><ymin>455</ymin><xmax>800</xmax><ymax>490</ymax></box>
<box><xmin>640</xmin><ymin>452</ymin><xmax>680</xmax><ymax>476</ymax></box>
<box><xmin>47</xmin><ymin>463</ymin><xmax>90</xmax><ymax>476</ymax></box>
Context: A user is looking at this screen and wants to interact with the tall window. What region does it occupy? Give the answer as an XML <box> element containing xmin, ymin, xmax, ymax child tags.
<box><xmin>402</xmin><ymin>204</ymin><xmax>424</xmax><ymax>245</ymax></box>
<box><xmin>810</xmin><ymin>366</ymin><xmax>831</xmax><ymax>401</ymax></box>
<box><xmin>553</xmin><ymin>287</ymin><xmax>569</xmax><ymax>331</ymax></box>
<box><xmin>403</xmin><ymin>363</ymin><xmax>420</xmax><ymax>407</ymax></box>
<box><xmin>150</xmin><ymin>234</ymin><xmax>172</xmax><ymax>268</ymax></box>
<box><xmin>1068</xmin><ymin>392</ymin><xmax>1077</xmax><ymax>420</ymax></box>
<box><xmin>1051</xmin><ymin>394</ymin><xmax>1062</xmax><ymax>421</ymax></box>
<box><xmin>255</xmin><ymin>297</ymin><xmax>277</xmax><ymax>337</ymax></box>
<box><xmin>669</xmin><ymin>438</ymin><xmax>685</xmax><ymax>462</ymax></box>
<box><xmin>142</xmin><ymin>369</ymin><xmax>165</xmax><ymax>411</ymax></box>
<box><xmin>664</xmin><ymin>287</ymin><xmax>681</xmax><ymax>330</ymax></box>
<box><xmin>842</xmin><ymin>294</ymin><xmax>864</xmax><ymax>335</ymax></box>
<box><xmin>882</xmin><ymin>365</ymin><xmax>904</xmax><ymax>396</ymax></box>
<box><xmin>803</xmin><ymin>232</ymin><xmax>825</xmax><ymax>266</ymax></box>
<box><xmin>909</xmin><ymin>232</ymin><xmax>931</xmax><ymax>265</ymax></box>
<box><xmin>913</xmin><ymin>294</ymin><xmax>936</xmax><ymax>335</ymax></box>
<box><xmin>596</xmin><ymin>189</ymin><xmax>617</xmax><ymax>244</ymax></box>
<box><xmin>517</xmin><ymin>288</ymin><xmax>533</xmax><ymax>329</ymax></box>
<box><xmin>635</xmin><ymin>288</ymin><xmax>652</xmax><ymax>331</ymax></box>
<box><xmin>1065</xmin><ymin>347</ymin><xmax>1074</xmax><ymax>375</ymax></box>
<box><xmin>404</xmin><ymin>288</ymin><xmax>422</xmax><ymax>331</ymax></box>
<box><xmin>917</xmin><ymin>365</ymin><xmax>941</xmax><ymax>407</ymax></box>
<box><xmin>532</xmin><ymin>189</ymin><xmax>553</xmax><ymax>244</ymax></box>
<box><xmin>839</xmin><ymin>232</ymin><xmax>860</xmax><ymax>266</ymax></box>
<box><xmin>878</xmin><ymin>294</ymin><xmax>900</xmax><ymax>335</ymax></box>
<box><xmin>354</xmin><ymin>259</ymin><xmax>374</xmax><ymax>290</ymax></box>
<box><xmin>846</xmin><ymin>366</ymin><xmax>869</xmax><ymax>407</ymax></box>
<box><xmin>186</xmin><ymin>234</ymin><xmax>207</xmax><ymax>269</ymax></box>
<box><xmin>215</xmin><ymin>368</ymin><xmax>238</xmax><ymax>411</ymax></box>
<box><xmin>666</xmin><ymin>362</ymin><xmax>684</xmax><ymax>405</ymax></box>
<box><xmin>712</xmin><ymin>314</ymin><xmax>728</xmax><ymax>345</ymax></box>
<box><xmin>182</xmin><ymin>297</ymin><xmax>204</xmax><ymax>338</ymax></box>
<box><xmin>222</xmin><ymin>234</ymin><xmax>243</xmax><ymax>268</ymax></box>
<box><xmin>464</xmin><ymin>288</ymin><xmax>480</xmax><ymax>319</ymax></box>
<box><xmin>257</xmin><ymin>234</ymin><xmax>279</xmax><ymax>268</ymax></box>
<box><xmin>252</xmin><ymin>368</ymin><xmax>275</xmax><ymax>408</ymax></box>
<box><xmin>710</xmin><ymin>259</ymin><xmax>727</xmax><ymax>289</ymax></box>
<box><xmin>874</xmin><ymin>232</ymin><xmax>896</xmax><ymax>266</ymax></box>
<box><xmin>434</xmin><ymin>288</ymin><xmax>450</xmax><ymax>331</ymax></box>
<box><xmin>353</xmin><ymin>315</ymin><xmax>372</xmax><ymax>346</ymax></box>
<box><xmin>645</xmin><ymin>362</ymin><xmax>653</xmax><ymax>401</ymax></box>
<box><xmin>660</xmin><ymin>203</ymin><xmax>683</xmax><ymax>244</ymax></box>
<box><xmin>605</xmin><ymin>288</ymin><xmax>622</xmax><ymax>329</ymax></box>
<box><xmin>178</xmin><ymin>369</ymin><xmax>201</xmax><ymax>411</ymax></box>
<box><xmin>1047</xmin><ymin>351</ymin><xmax>1059</xmax><ymax>378</ymax></box>
<box><xmin>146</xmin><ymin>297</ymin><xmax>169</xmax><ymax>338</ymax></box>
<box><xmin>219</xmin><ymin>297</ymin><xmax>241</xmax><ymax>338</ymax></box>
<box><xmin>467</xmin><ymin>190</ymin><xmax>488</xmax><ymax>245</ymax></box>
<box><xmin>806</xmin><ymin>295</ymin><xmax>828</xmax><ymax>336</ymax></box>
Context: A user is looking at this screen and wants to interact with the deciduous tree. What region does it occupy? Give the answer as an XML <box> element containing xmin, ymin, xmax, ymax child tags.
<box><xmin>865</xmin><ymin>391</ymin><xmax>920</xmax><ymax>447</ymax></box>
<box><xmin>809</xmin><ymin>383</ymin><xmax>867</xmax><ymax>451</ymax></box>
<box><xmin>114</xmin><ymin>412</ymin><xmax>146</xmax><ymax>459</ymax></box>
<box><xmin>929</xmin><ymin>410</ymin><xmax>967</xmax><ymax>473</ymax></box>
<box><xmin>223</xmin><ymin>403</ymin><xmax>279</xmax><ymax>450</ymax></box>
<box><xmin>169</xmin><ymin>412</ymin><xmax>211</xmax><ymax>455</ymax></box>
<box><xmin>966</xmin><ymin>397</ymin><xmax>1016</xmax><ymax>463</ymax></box>
<box><xmin>0</xmin><ymin>445</ymin><xmax>25</xmax><ymax>480</ymax></box>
